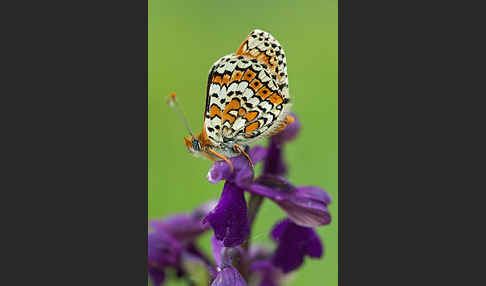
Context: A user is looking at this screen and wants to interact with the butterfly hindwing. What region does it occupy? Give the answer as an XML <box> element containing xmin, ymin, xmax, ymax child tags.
<box><xmin>204</xmin><ymin>54</ymin><xmax>290</xmax><ymax>146</ymax></box>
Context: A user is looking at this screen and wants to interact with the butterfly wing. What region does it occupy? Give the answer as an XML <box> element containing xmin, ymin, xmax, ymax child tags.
<box><xmin>235</xmin><ymin>29</ymin><xmax>289</xmax><ymax>99</ymax></box>
<box><xmin>204</xmin><ymin>54</ymin><xmax>290</xmax><ymax>146</ymax></box>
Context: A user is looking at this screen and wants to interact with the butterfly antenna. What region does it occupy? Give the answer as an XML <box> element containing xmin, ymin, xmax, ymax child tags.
<box><xmin>166</xmin><ymin>92</ymin><xmax>194</xmax><ymax>136</ymax></box>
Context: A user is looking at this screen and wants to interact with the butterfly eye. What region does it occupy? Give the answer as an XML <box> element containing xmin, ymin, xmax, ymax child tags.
<box><xmin>192</xmin><ymin>139</ymin><xmax>201</xmax><ymax>152</ymax></box>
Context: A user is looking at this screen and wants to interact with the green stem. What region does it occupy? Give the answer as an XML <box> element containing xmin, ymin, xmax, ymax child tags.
<box><xmin>237</xmin><ymin>194</ymin><xmax>264</xmax><ymax>282</ymax></box>
<box><xmin>247</xmin><ymin>194</ymin><xmax>264</xmax><ymax>231</ymax></box>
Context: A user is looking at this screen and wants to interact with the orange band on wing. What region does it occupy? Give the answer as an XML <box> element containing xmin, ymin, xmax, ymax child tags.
<box><xmin>245</xmin><ymin>121</ymin><xmax>260</xmax><ymax>134</ymax></box>
<box><xmin>231</xmin><ymin>70</ymin><xmax>244</xmax><ymax>82</ymax></box>
<box><xmin>212</xmin><ymin>75</ymin><xmax>222</xmax><ymax>85</ymax></box>
<box><xmin>222</xmin><ymin>74</ymin><xmax>231</xmax><ymax>86</ymax></box>
<box><xmin>268</xmin><ymin>93</ymin><xmax>284</xmax><ymax>105</ymax></box>
<box><xmin>242</xmin><ymin>69</ymin><xmax>257</xmax><ymax>83</ymax></box>
<box><xmin>244</xmin><ymin>111</ymin><xmax>259</xmax><ymax>122</ymax></box>
<box><xmin>249</xmin><ymin>79</ymin><xmax>263</xmax><ymax>92</ymax></box>
<box><xmin>256</xmin><ymin>87</ymin><xmax>272</xmax><ymax>100</ymax></box>
<box><xmin>209</xmin><ymin>105</ymin><xmax>222</xmax><ymax>118</ymax></box>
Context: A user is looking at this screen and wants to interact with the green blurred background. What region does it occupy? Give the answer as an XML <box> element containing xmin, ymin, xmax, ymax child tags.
<box><xmin>149</xmin><ymin>0</ymin><xmax>337</xmax><ymax>285</ymax></box>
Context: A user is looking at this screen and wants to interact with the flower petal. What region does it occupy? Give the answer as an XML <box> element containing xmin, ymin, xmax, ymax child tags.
<box><xmin>270</xmin><ymin>219</ymin><xmax>323</xmax><ymax>273</ymax></box>
<box><xmin>150</xmin><ymin>214</ymin><xmax>209</xmax><ymax>244</ymax></box>
<box><xmin>296</xmin><ymin>186</ymin><xmax>332</xmax><ymax>205</ymax></box>
<box><xmin>262</xmin><ymin>113</ymin><xmax>299</xmax><ymax>176</ymax></box>
<box><xmin>263</xmin><ymin>138</ymin><xmax>287</xmax><ymax>176</ymax></box>
<box><xmin>249</xmin><ymin>176</ymin><xmax>331</xmax><ymax>228</ymax></box>
<box><xmin>149</xmin><ymin>201</ymin><xmax>216</xmax><ymax>244</ymax></box>
<box><xmin>206</xmin><ymin>146</ymin><xmax>267</xmax><ymax>187</ymax></box>
<box><xmin>211</xmin><ymin>266</ymin><xmax>247</xmax><ymax>286</ymax></box>
<box><xmin>305</xmin><ymin>232</ymin><xmax>323</xmax><ymax>258</ymax></box>
<box><xmin>148</xmin><ymin>230</ymin><xmax>182</xmax><ymax>268</ymax></box>
<box><xmin>277</xmin><ymin>198</ymin><xmax>331</xmax><ymax>228</ymax></box>
<box><xmin>249</xmin><ymin>146</ymin><xmax>268</xmax><ymax>164</ymax></box>
<box><xmin>270</xmin><ymin>219</ymin><xmax>291</xmax><ymax>241</ymax></box>
<box><xmin>202</xmin><ymin>182</ymin><xmax>250</xmax><ymax>247</ymax></box>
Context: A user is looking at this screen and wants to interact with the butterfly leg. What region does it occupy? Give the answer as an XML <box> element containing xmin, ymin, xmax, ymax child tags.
<box><xmin>207</xmin><ymin>149</ymin><xmax>234</xmax><ymax>173</ymax></box>
<box><xmin>233</xmin><ymin>144</ymin><xmax>254</xmax><ymax>169</ymax></box>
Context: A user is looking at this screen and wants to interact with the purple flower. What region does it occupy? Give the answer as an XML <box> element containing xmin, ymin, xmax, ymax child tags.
<box><xmin>207</xmin><ymin>146</ymin><xmax>267</xmax><ymax>187</ymax></box>
<box><xmin>148</xmin><ymin>201</ymin><xmax>216</xmax><ymax>285</ymax></box>
<box><xmin>148</xmin><ymin>230</ymin><xmax>183</xmax><ymax>285</ymax></box>
<box><xmin>263</xmin><ymin>113</ymin><xmax>300</xmax><ymax>176</ymax></box>
<box><xmin>210</xmin><ymin>236</ymin><xmax>247</xmax><ymax>286</ymax></box>
<box><xmin>149</xmin><ymin>200</ymin><xmax>215</xmax><ymax>244</ymax></box>
<box><xmin>204</xmin><ymin>147</ymin><xmax>267</xmax><ymax>247</ymax></box>
<box><xmin>203</xmin><ymin>182</ymin><xmax>250</xmax><ymax>247</ymax></box>
<box><xmin>249</xmin><ymin>175</ymin><xmax>331</xmax><ymax>227</ymax></box>
<box><xmin>270</xmin><ymin>219</ymin><xmax>323</xmax><ymax>273</ymax></box>
<box><xmin>148</xmin><ymin>231</ymin><xmax>182</xmax><ymax>269</ymax></box>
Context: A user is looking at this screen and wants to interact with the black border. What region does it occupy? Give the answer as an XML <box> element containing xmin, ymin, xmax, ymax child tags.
<box><xmin>7</xmin><ymin>0</ymin><xmax>478</xmax><ymax>284</ymax></box>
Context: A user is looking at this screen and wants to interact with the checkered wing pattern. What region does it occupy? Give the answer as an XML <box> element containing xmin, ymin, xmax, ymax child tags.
<box><xmin>204</xmin><ymin>54</ymin><xmax>290</xmax><ymax>146</ymax></box>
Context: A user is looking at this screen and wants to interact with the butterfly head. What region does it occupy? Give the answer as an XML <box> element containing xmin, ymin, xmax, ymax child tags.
<box><xmin>184</xmin><ymin>135</ymin><xmax>202</xmax><ymax>155</ymax></box>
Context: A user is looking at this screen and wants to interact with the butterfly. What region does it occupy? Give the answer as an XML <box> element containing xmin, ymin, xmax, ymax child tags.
<box><xmin>168</xmin><ymin>29</ymin><xmax>293</xmax><ymax>172</ymax></box>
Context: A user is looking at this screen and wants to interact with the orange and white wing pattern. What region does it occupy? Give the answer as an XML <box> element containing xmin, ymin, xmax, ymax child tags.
<box><xmin>203</xmin><ymin>30</ymin><xmax>291</xmax><ymax>147</ymax></box>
